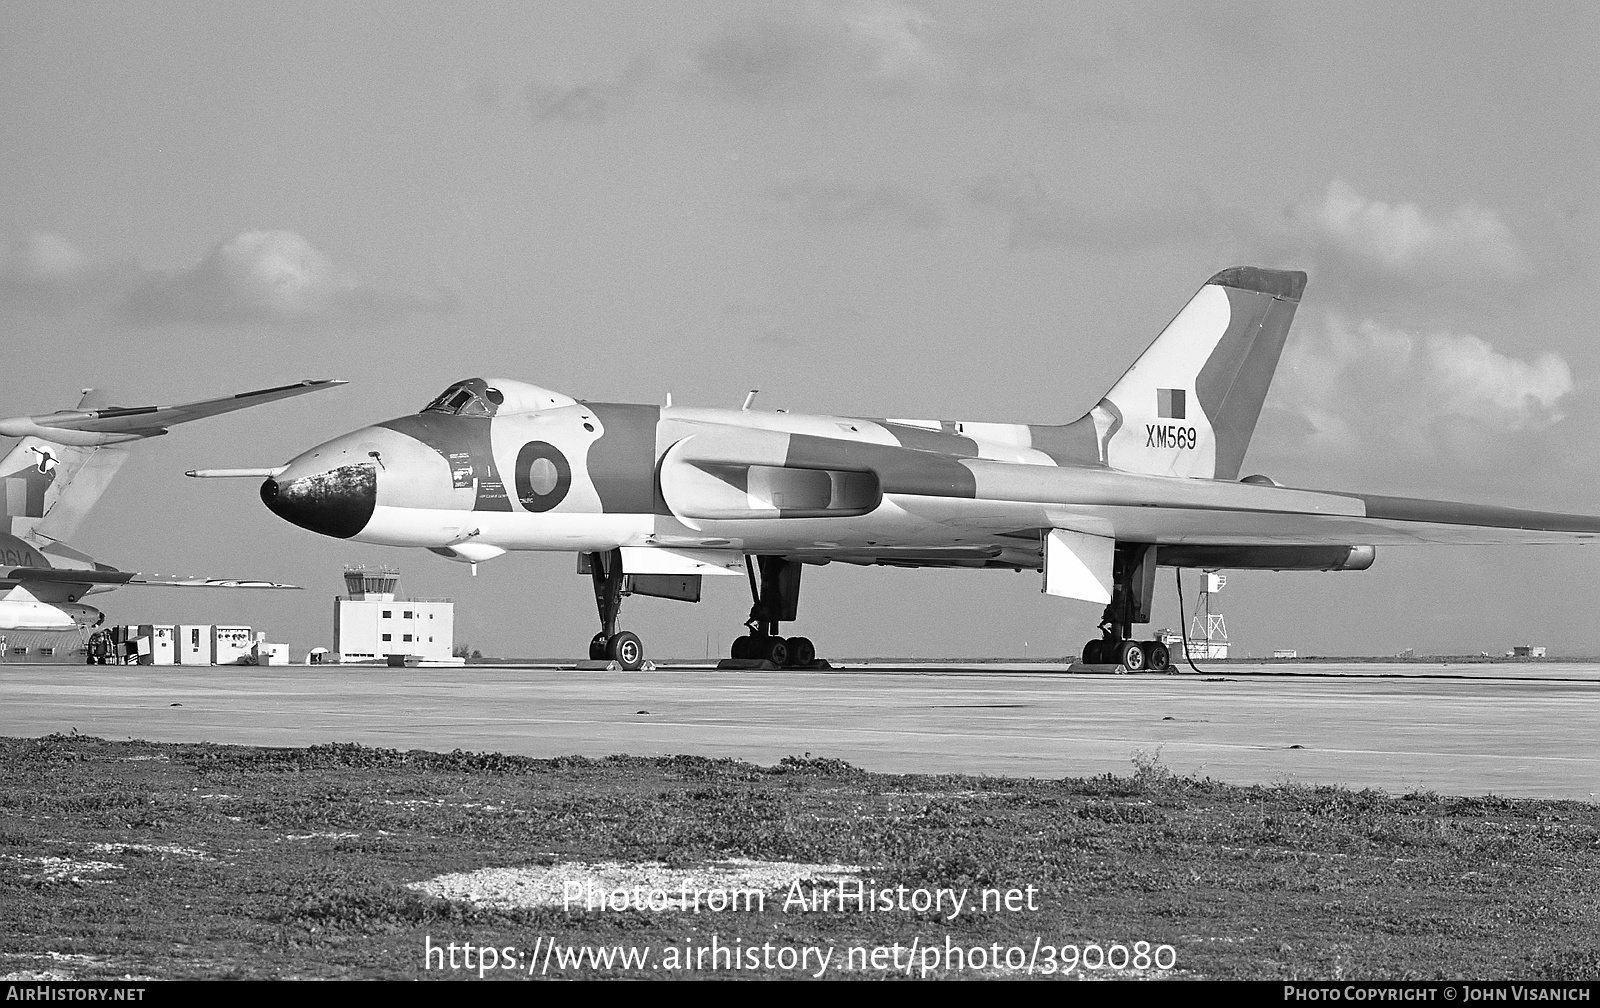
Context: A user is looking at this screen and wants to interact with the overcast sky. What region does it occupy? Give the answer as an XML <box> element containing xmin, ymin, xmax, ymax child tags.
<box><xmin>3</xmin><ymin>1</ymin><xmax>1597</xmax><ymax>659</ymax></box>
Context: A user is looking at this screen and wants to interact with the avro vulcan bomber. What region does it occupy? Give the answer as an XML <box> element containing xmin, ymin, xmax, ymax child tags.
<box><xmin>204</xmin><ymin>269</ymin><xmax>1600</xmax><ymax>670</ymax></box>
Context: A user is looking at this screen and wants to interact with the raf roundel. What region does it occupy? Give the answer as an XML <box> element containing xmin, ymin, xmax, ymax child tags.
<box><xmin>514</xmin><ymin>441</ymin><xmax>572</xmax><ymax>512</ymax></box>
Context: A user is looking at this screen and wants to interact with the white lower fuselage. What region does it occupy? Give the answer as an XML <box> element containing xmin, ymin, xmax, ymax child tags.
<box><xmin>0</xmin><ymin>597</ymin><xmax>101</xmax><ymax>631</ymax></box>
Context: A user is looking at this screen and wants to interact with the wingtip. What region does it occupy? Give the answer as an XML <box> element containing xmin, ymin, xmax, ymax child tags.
<box><xmin>1207</xmin><ymin>266</ymin><xmax>1308</xmax><ymax>301</ymax></box>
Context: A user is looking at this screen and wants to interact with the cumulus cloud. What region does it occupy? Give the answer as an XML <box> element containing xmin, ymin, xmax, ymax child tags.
<box><xmin>1271</xmin><ymin>316</ymin><xmax>1572</xmax><ymax>449</ymax></box>
<box><xmin>0</xmin><ymin>232</ymin><xmax>128</xmax><ymax>309</ymax></box>
<box><xmin>1</xmin><ymin>232</ymin><xmax>88</xmax><ymax>284</ymax></box>
<box><xmin>1284</xmin><ymin>180</ymin><xmax>1532</xmax><ymax>286</ymax></box>
<box><xmin>694</xmin><ymin>3</ymin><xmax>942</xmax><ymax>97</ymax></box>
<box><xmin>966</xmin><ymin>170</ymin><xmax>1220</xmax><ymax>252</ymax></box>
<box><xmin>766</xmin><ymin>178</ymin><xmax>946</xmax><ymax>230</ymax></box>
<box><xmin>507</xmin><ymin>2</ymin><xmax>948</xmax><ymax>126</ymax></box>
<box><xmin>120</xmin><ymin>231</ymin><xmax>458</xmax><ymax>326</ymax></box>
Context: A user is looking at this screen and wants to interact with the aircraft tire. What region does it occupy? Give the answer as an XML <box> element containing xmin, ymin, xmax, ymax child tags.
<box><xmin>731</xmin><ymin>635</ymin><xmax>754</xmax><ymax>659</ymax></box>
<box><xmin>1082</xmin><ymin>640</ymin><xmax>1105</xmax><ymax>664</ymax></box>
<box><xmin>787</xmin><ymin>637</ymin><xmax>815</xmax><ymax>666</ymax></box>
<box><xmin>1117</xmin><ymin>640</ymin><xmax>1146</xmax><ymax>671</ymax></box>
<box><xmin>589</xmin><ymin>632</ymin><xmax>609</xmax><ymax>661</ymax></box>
<box><xmin>607</xmin><ymin>631</ymin><xmax>644</xmax><ymax>671</ymax></box>
<box><xmin>761</xmin><ymin>636</ymin><xmax>789</xmax><ymax>666</ymax></box>
<box><xmin>1144</xmin><ymin>641</ymin><xmax>1170</xmax><ymax>671</ymax></box>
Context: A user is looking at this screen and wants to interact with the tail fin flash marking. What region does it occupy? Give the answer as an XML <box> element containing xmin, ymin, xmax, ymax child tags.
<box><xmin>1156</xmin><ymin>389</ymin><xmax>1186</xmax><ymax>419</ymax></box>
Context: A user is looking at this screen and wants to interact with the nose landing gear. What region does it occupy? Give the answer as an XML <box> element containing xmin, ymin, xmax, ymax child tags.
<box><xmin>586</xmin><ymin>548</ymin><xmax>645</xmax><ymax>671</ymax></box>
<box><xmin>589</xmin><ymin>629</ymin><xmax>643</xmax><ymax>667</ymax></box>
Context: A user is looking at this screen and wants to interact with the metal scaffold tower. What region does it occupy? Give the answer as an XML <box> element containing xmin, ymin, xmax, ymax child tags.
<box><xmin>1186</xmin><ymin>572</ymin><xmax>1230</xmax><ymax>660</ymax></box>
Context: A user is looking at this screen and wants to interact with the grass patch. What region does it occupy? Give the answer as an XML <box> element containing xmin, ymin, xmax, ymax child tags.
<box><xmin>2</xmin><ymin>735</ymin><xmax>1597</xmax><ymax>980</ymax></box>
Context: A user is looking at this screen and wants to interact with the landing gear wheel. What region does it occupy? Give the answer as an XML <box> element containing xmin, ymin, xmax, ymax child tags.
<box><xmin>606</xmin><ymin>631</ymin><xmax>644</xmax><ymax>671</ymax></box>
<box><xmin>786</xmin><ymin>636</ymin><xmax>815</xmax><ymax>666</ymax></box>
<box><xmin>761</xmin><ymin>636</ymin><xmax>789</xmax><ymax>666</ymax></box>
<box><xmin>589</xmin><ymin>632</ymin><xmax>609</xmax><ymax>661</ymax></box>
<box><xmin>1117</xmin><ymin>640</ymin><xmax>1146</xmax><ymax>671</ymax></box>
<box><xmin>1082</xmin><ymin>640</ymin><xmax>1105</xmax><ymax>664</ymax></box>
<box><xmin>1143</xmin><ymin>641</ymin><xmax>1170</xmax><ymax>671</ymax></box>
<box><xmin>731</xmin><ymin>635</ymin><xmax>754</xmax><ymax>660</ymax></box>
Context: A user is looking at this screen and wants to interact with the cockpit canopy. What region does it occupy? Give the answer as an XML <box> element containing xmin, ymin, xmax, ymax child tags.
<box><xmin>420</xmin><ymin>378</ymin><xmax>579</xmax><ymax>417</ymax></box>
<box><xmin>422</xmin><ymin>379</ymin><xmax>502</xmax><ymax>417</ymax></box>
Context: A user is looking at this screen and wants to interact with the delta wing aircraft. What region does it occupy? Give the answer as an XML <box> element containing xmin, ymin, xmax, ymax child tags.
<box><xmin>0</xmin><ymin>380</ymin><xmax>343</xmax><ymax>632</ymax></box>
<box><xmin>198</xmin><ymin>268</ymin><xmax>1600</xmax><ymax>670</ymax></box>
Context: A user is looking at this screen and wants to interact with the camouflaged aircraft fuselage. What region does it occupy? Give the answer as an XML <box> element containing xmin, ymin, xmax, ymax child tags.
<box><xmin>249</xmin><ymin>268</ymin><xmax>1600</xmax><ymax>668</ymax></box>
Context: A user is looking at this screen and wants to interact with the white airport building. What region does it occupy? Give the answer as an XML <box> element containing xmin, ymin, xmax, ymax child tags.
<box><xmin>333</xmin><ymin>567</ymin><xmax>455</xmax><ymax>664</ymax></box>
<box><xmin>4</xmin><ymin>567</ymin><xmax>456</xmax><ymax>666</ymax></box>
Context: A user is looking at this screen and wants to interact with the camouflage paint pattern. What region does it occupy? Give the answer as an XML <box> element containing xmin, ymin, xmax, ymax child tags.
<box><xmin>255</xmin><ymin>270</ymin><xmax>1600</xmax><ymax>579</ymax></box>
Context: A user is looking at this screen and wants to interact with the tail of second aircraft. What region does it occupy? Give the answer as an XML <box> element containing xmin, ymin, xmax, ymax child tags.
<box><xmin>0</xmin><ymin>379</ymin><xmax>344</xmax><ymax>546</ymax></box>
<box><xmin>1079</xmin><ymin>266</ymin><xmax>1305</xmax><ymax>481</ymax></box>
<box><xmin>0</xmin><ymin>391</ymin><xmax>129</xmax><ymax>543</ymax></box>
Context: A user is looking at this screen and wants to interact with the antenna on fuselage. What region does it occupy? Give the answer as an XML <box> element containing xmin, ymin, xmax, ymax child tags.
<box><xmin>665</xmin><ymin>392</ymin><xmax>673</xmax><ymax>408</ymax></box>
<box><xmin>741</xmin><ymin>390</ymin><xmax>759</xmax><ymax>411</ymax></box>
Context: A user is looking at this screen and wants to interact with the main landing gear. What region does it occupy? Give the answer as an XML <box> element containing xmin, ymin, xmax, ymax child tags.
<box><xmin>1080</xmin><ymin>542</ymin><xmax>1172</xmax><ymax>672</ymax></box>
<box><xmin>586</xmin><ymin>547</ymin><xmax>645</xmax><ymax>671</ymax></box>
<box><xmin>729</xmin><ymin>555</ymin><xmax>818</xmax><ymax>668</ymax></box>
<box><xmin>581</xmin><ymin>550</ymin><xmax>822</xmax><ymax>672</ymax></box>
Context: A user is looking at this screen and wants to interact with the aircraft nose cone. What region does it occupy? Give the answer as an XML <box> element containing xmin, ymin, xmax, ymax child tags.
<box><xmin>261</xmin><ymin>464</ymin><xmax>376</xmax><ymax>539</ymax></box>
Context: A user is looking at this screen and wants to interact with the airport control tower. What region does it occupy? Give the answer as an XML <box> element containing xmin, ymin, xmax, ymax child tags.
<box><xmin>333</xmin><ymin>566</ymin><xmax>455</xmax><ymax>664</ymax></box>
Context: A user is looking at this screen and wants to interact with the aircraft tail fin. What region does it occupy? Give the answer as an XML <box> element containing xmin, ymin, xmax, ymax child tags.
<box><xmin>1086</xmin><ymin>266</ymin><xmax>1305</xmax><ymax>480</ymax></box>
<box><xmin>0</xmin><ymin>379</ymin><xmax>344</xmax><ymax>544</ymax></box>
<box><xmin>0</xmin><ymin>437</ymin><xmax>127</xmax><ymax>543</ymax></box>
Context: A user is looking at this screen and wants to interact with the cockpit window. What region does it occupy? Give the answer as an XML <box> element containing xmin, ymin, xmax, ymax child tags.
<box><xmin>422</xmin><ymin>378</ymin><xmax>501</xmax><ymax>417</ymax></box>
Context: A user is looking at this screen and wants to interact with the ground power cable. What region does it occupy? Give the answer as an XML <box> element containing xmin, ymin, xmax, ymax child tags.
<box><xmin>1174</xmin><ymin>569</ymin><xmax>1209</xmax><ymax>675</ymax></box>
